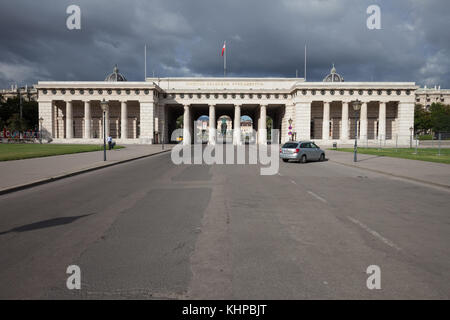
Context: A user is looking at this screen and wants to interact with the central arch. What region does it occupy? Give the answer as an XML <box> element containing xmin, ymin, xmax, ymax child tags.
<box><xmin>217</xmin><ymin>115</ymin><xmax>233</xmax><ymax>144</ymax></box>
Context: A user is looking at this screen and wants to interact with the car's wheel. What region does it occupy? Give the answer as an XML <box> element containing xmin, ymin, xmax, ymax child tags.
<box><xmin>319</xmin><ymin>153</ymin><xmax>325</xmax><ymax>162</ymax></box>
<box><xmin>282</xmin><ymin>159</ymin><xmax>289</xmax><ymax>162</ymax></box>
<box><xmin>300</xmin><ymin>155</ymin><xmax>307</xmax><ymax>163</ymax></box>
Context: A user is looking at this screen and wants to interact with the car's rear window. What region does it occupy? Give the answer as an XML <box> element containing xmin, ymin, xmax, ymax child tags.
<box><xmin>282</xmin><ymin>143</ymin><xmax>298</xmax><ymax>148</ymax></box>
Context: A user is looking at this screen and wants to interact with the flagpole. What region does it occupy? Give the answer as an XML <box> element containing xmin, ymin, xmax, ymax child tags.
<box><xmin>304</xmin><ymin>43</ymin><xmax>307</xmax><ymax>81</ymax></box>
<box><xmin>224</xmin><ymin>41</ymin><xmax>227</xmax><ymax>77</ymax></box>
<box><xmin>144</xmin><ymin>44</ymin><xmax>147</xmax><ymax>80</ymax></box>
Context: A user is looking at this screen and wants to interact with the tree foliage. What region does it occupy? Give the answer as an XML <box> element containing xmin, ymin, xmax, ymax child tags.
<box><xmin>414</xmin><ymin>104</ymin><xmax>432</xmax><ymax>133</ymax></box>
<box><xmin>429</xmin><ymin>103</ymin><xmax>450</xmax><ymax>132</ymax></box>
<box><xmin>0</xmin><ymin>96</ymin><xmax>38</xmax><ymax>130</ymax></box>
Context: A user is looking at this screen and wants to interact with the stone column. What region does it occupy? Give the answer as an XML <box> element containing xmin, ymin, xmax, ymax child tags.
<box><xmin>84</xmin><ymin>101</ymin><xmax>91</xmax><ymax>139</ymax></box>
<box><xmin>294</xmin><ymin>102</ymin><xmax>311</xmax><ymax>141</ymax></box>
<box><xmin>378</xmin><ymin>101</ymin><xmax>386</xmax><ymax>141</ymax></box>
<box><xmin>209</xmin><ymin>104</ymin><xmax>216</xmax><ymax>145</ymax></box>
<box><xmin>162</xmin><ymin>105</ymin><xmax>168</xmax><ymax>144</ymax></box>
<box><xmin>121</xmin><ymin>101</ymin><xmax>128</xmax><ymax>139</ymax></box>
<box><xmin>397</xmin><ymin>101</ymin><xmax>414</xmax><ymax>145</ymax></box>
<box><xmin>38</xmin><ymin>100</ymin><xmax>53</xmax><ymax>141</ymax></box>
<box><xmin>341</xmin><ymin>101</ymin><xmax>349</xmax><ymax>141</ymax></box>
<box><xmin>322</xmin><ymin>102</ymin><xmax>330</xmax><ymax>141</ymax></box>
<box><xmin>183</xmin><ymin>104</ymin><xmax>191</xmax><ymax>145</ymax></box>
<box><xmin>66</xmin><ymin>100</ymin><xmax>73</xmax><ymax>139</ymax></box>
<box><xmin>259</xmin><ymin>105</ymin><xmax>267</xmax><ymax>145</ymax></box>
<box><xmin>234</xmin><ymin>104</ymin><xmax>241</xmax><ymax>145</ymax></box>
<box><xmin>360</xmin><ymin>102</ymin><xmax>368</xmax><ymax>141</ymax></box>
<box><xmin>139</xmin><ymin>101</ymin><xmax>154</xmax><ymax>144</ymax></box>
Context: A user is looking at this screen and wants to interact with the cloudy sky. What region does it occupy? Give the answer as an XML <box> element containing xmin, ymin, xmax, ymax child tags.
<box><xmin>0</xmin><ymin>0</ymin><xmax>449</xmax><ymax>89</ymax></box>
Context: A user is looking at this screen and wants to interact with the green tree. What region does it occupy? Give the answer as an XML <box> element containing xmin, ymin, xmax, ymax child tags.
<box><xmin>0</xmin><ymin>97</ymin><xmax>38</xmax><ymax>130</ymax></box>
<box><xmin>430</xmin><ymin>103</ymin><xmax>450</xmax><ymax>133</ymax></box>
<box><xmin>266</xmin><ymin>117</ymin><xmax>273</xmax><ymax>140</ymax></box>
<box><xmin>7</xmin><ymin>113</ymin><xmax>26</xmax><ymax>132</ymax></box>
<box><xmin>176</xmin><ymin>115</ymin><xmax>183</xmax><ymax>129</ymax></box>
<box><xmin>414</xmin><ymin>104</ymin><xmax>432</xmax><ymax>133</ymax></box>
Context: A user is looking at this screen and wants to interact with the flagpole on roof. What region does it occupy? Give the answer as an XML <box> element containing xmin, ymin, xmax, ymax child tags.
<box><xmin>224</xmin><ymin>41</ymin><xmax>227</xmax><ymax>77</ymax></box>
<box><xmin>144</xmin><ymin>44</ymin><xmax>147</xmax><ymax>80</ymax></box>
<box><xmin>304</xmin><ymin>43</ymin><xmax>307</xmax><ymax>81</ymax></box>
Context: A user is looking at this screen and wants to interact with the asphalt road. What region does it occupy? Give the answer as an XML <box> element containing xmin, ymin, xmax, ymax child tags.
<box><xmin>0</xmin><ymin>147</ymin><xmax>449</xmax><ymax>299</ymax></box>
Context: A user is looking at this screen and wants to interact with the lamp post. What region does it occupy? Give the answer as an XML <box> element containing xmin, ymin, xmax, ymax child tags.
<box><xmin>409</xmin><ymin>126</ymin><xmax>413</xmax><ymax>149</ymax></box>
<box><xmin>38</xmin><ymin>117</ymin><xmax>44</xmax><ymax>144</ymax></box>
<box><xmin>288</xmin><ymin>118</ymin><xmax>293</xmax><ymax>141</ymax></box>
<box><xmin>100</xmin><ymin>99</ymin><xmax>109</xmax><ymax>161</ymax></box>
<box><xmin>352</xmin><ymin>99</ymin><xmax>362</xmax><ymax>162</ymax></box>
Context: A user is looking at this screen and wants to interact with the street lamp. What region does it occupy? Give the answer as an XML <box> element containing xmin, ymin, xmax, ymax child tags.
<box><xmin>352</xmin><ymin>99</ymin><xmax>362</xmax><ymax>162</ymax></box>
<box><xmin>409</xmin><ymin>126</ymin><xmax>414</xmax><ymax>149</ymax></box>
<box><xmin>100</xmin><ymin>99</ymin><xmax>109</xmax><ymax>161</ymax></box>
<box><xmin>38</xmin><ymin>117</ymin><xmax>44</xmax><ymax>144</ymax></box>
<box><xmin>288</xmin><ymin>118</ymin><xmax>293</xmax><ymax>141</ymax></box>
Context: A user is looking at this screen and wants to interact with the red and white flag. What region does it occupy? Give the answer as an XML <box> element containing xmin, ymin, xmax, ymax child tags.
<box><xmin>221</xmin><ymin>41</ymin><xmax>226</xmax><ymax>56</ymax></box>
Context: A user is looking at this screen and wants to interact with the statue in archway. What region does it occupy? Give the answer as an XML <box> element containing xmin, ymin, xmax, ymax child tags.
<box><xmin>221</xmin><ymin>118</ymin><xmax>227</xmax><ymax>136</ymax></box>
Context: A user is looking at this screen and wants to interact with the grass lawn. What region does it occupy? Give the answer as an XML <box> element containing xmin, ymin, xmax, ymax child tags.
<box><xmin>0</xmin><ymin>144</ymin><xmax>124</xmax><ymax>161</ymax></box>
<box><xmin>334</xmin><ymin>148</ymin><xmax>450</xmax><ymax>164</ymax></box>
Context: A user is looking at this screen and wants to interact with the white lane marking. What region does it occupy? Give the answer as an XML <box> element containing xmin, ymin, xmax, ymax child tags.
<box><xmin>307</xmin><ymin>190</ymin><xmax>327</xmax><ymax>203</ymax></box>
<box><xmin>291</xmin><ymin>180</ymin><xmax>297</xmax><ymax>185</ymax></box>
<box><xmin>347</xmin><ymin>216</ymin><xmax>402</xmax><ymax>251</ymax></box>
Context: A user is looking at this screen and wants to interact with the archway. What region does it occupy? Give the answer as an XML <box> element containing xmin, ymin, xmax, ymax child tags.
<box><xmin>195</xmin><ymin>115</ymin><xmax>209</xmax><ymax>144</ymax></box>
<box><xmin>240</xmin><ymin>115</ymin><xmax>255</xmax><ymax>144</ymax></box>
<box><xmin>167</xmin><ymin>105</ymin><xmax>184</xmax><ymax>143</ymax></box>
<box><xmin>217</xmin><ymin>115</ymin><xmax>233</xmax><ymax>144</ymax></box>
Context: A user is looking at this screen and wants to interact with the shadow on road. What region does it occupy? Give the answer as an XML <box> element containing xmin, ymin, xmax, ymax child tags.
<box><xmin>0</xmin><ymin>213</ymin><xmax>95</xmax><ymax>236</ymax></box>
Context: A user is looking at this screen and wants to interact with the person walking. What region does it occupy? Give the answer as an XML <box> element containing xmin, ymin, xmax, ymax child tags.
<box><xmin>107</xmin><ymin>135</ymin><xmax>113</xmax><ymax>150</ymax></box>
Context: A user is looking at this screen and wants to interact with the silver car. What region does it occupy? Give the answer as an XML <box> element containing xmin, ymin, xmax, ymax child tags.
<box><xmin>279</xmin><ymin>141</ymin><xmax>325</xmax><ymax>163</ymax></box>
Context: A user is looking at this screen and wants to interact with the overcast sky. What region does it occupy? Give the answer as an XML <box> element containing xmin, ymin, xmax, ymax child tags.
<box><xmin>0</xmin><ymin>0</ymin><xmax>449</xmax><ymax>89</ymax></box>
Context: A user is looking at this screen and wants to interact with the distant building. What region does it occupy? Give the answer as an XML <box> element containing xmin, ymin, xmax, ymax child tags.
<box><xmin>415</xmin><ymin>86</ymin><xmax>450</xmax><ymax>109</ymax></box>
<box><xmin>33</xmin><ymin>64</ymin><xmax>446</xmax><ymax>145</ymax></box>
<box><xmin>0</xmin><ymin>85</ymin><xmax>37</xmax><ymax>103</ymax></box>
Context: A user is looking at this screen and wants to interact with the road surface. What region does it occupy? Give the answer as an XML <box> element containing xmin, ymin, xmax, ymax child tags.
<box><xmin>0</xmin><ymin>147</ymin><xmax>449</xmax><ymax>299</ymax></box>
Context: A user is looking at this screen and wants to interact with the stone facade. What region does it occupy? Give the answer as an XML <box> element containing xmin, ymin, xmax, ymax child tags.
<box><xmin>415</xmin><ymin>87</ymin><xmax>450</xmax><ymax>109</ymax></box>
<box><xmin>36</xmin><ymin>77</ymin><xmax>418</xmax><ymax>146</ymax></box>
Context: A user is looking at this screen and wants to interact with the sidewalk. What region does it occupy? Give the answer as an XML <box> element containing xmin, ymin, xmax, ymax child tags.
<box><xmin>0</xmin><ymin>144</ymin><xmax>173</xmax><ymax>194</ymax></box>
<box><xmin>326</xmin><ymin>149</ymin><xmax>450</xmax><ymax>189</ymax></box>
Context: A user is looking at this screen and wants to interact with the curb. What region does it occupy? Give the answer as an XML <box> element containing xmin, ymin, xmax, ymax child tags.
<box><xmin>0</xmin><ymin>148</ymin><xmax>172</xmax><ymax>196</ymax></box>
<box><xmin>329</xmin><ymin>159</ymin><xmax>450</xmax><ymax>190</ymax></box>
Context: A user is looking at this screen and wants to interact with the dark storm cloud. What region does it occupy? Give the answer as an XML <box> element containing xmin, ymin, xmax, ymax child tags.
<box><xmin>0</xmin><ymin>0</ymin><xmax>449</xmax><ymax>88</ymax></box>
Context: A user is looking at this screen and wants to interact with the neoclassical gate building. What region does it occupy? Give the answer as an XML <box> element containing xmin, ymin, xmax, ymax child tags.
<box><xmin>36</xmin><ymin>66</ymin><xmax>417</xmax><ymax>146</ymax></box>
